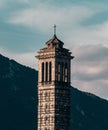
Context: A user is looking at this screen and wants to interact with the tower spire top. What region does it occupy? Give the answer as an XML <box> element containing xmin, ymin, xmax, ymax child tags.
<box><xmin>54</xmin><ymin>24</ymin><xmax>56</xmax><ymax>35</ymax></box>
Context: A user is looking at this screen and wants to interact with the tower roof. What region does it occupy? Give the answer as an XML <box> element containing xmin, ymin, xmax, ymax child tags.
<box><xmin>46</xmin><ymin>34</ymin><xmax>64</xmax><ymax>48</ymax></box>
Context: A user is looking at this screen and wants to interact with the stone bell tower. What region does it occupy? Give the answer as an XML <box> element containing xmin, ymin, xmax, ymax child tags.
<box><xmin>36</xmin><ymin>27</ymin><xmax>74</xmax><ymax>130</ymax></box>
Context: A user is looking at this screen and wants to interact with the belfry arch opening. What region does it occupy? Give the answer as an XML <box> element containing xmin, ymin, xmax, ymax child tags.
<box><xmin>45</xmin><ymin>62</ymin><xmax>48</xmax><ymax>82</ymax></box>
<box><xmin>64</xmin><ymin>63</ymin><xmax>68</xmax><ymax>83</ymax></box>
<box><xmin>49</xmin><ymin>62</ymin><xmax>52</xmax><ymax>82</ymax></box>
<box><xmin>41</xmin><ymin>62</ymin><xmax>52</xmax><ymax>83</ymax></box>
<box><xmin>57</xmin><ymin>62</ymin><xmax>61</xmax><ymax>81</ymax></box>
<box><xmin>41</xmin><ymin>62</ymin><xmax>44</xmax><ymax>82</ymax></box>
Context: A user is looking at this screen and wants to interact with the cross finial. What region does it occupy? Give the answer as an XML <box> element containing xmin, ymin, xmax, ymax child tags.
<box><xmin>54</xmin><ymin>24</ymin><xmax>56</xmax><ymax>35</ymax></box>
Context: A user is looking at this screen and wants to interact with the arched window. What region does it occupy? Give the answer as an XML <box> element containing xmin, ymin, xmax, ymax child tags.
<box><xmin>61</xmin><ymin>62</ymin><xmax>63</xmax><ymax>82</ymax></box>
<box><xmin>65</xmin><ymin>63</ymin><xmax>68</xmax><ymax>83</ymax></box>
<box><xmin>44</xmin><ymin>116</ymin><xmax>48</xmax><ymax>125</ymax></box>
<box><xmin>40</xmin><ymin>116</ymin><xmax>43</xmax><ymax>124</ymax></box>
<box><xmin>40</xmin><ymin>91</ymin><xmax>43</xmax><ymax>101</ymax></box>
<box><xmin>62</xmin><ymin>62</ymin><xmax>65</xmax><ymax>82</ymax></box>
<box><xmin>45</xmin><ymin>92</ymin><xmax>50</xmax><ymax>101</ymax></box>
<box><xmin>51</xmin><ymin>116</ymin><xmax>54</xmax><ymax>123</ymax></box>
<box><xmin>45</xmin><ymin>103</ymin><xmax>50</xmax><ymax>113</ymax></box>
<box><xmin>41</xmin><ymin>62</ymin><xmax>44</xmax><ymax>82</ymax></box>
<box><xmin>45</xmin><ymin>62</ymin><xmax>48</xmax><ymax>82</ymax></box>
<box><xmin>58</xmin><ymin>63</ymin><xmax>60</xmax><ymax>81</ymax></box>
<box><xmin>49</xmin><ymin>62</ymin><xmax>52</xmax><ymax>82</ymax></box>
<box><xmin>40</xmin><ymin>104</ymin><xmax>43</xmax><ymax>113</ymax></box>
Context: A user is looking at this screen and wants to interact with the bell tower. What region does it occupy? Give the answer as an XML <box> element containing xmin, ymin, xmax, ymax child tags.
<box><xmin>36</xmin><ymin>29</ymin><xmax>74</xmax><ymax>130</ymax></box>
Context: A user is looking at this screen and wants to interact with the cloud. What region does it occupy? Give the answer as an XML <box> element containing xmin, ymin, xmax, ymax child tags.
<box><xmin>7</xmin><ymin>3</ymin><xmax>108</xmax><ymax>48</ymax></box>
<box><xmin>71</xmin><ymin>45</ymin><xmax>108</xmax><ymax>99</ymax></box>
<box><xmin>1</xmin><ymin>44</ymin><xmax>108</xmax><ymax>99</ymax></box>
<box><xmin>63</xmin><ymin>20</ymin><xmax>108</xmax><ymax>48</ymax></box>
<box><xmin>8</xmin><ymin>5</ymin><xmax>95</xmax><ymax>32</ymax></box>
<box><xmin>73</xmin><ymin>79</ymin><xmax>108</xmax><ymax>100</ymax></box>
<box><xmin>0</xmin><ymin>48</ymin><xmax>37</xmax><ymax>69</ymax></box>
<box><xmin>13</xmin><ymin>52</ymin><xmax>38</xmax><ymax>69</ymax></box>
<box><xmin>0</xmin><ymin>0</ymin><xmax>16</xmax><ymax>7</ymax></box>
<box><xmin>0</xmin><ymin>0</ymin><xmax>7</xmax><ymax>8</ymax></box>
<box><xmin>18</xmin><ymin>0</ymin><xmax>30</xmax><ymax>4</ymax></box>
<box><xmin>1</xmin><ymin>0</ymin><xmax>108</xmax><ymax>100</ymax></box>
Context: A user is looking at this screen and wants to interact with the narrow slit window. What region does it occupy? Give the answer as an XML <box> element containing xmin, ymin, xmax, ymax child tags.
<box><xmin>62</xmin><ymin>62</ymin><xmax>65</xmax><ymax>82</ymax></box>
<box><xmin>49</xmin><ymin>62</ymin><xmax>52</xmax><ymax>82</ymax></box>
<box><xmin>42</xmin><ymin>62</ymin><xmax>44</xmax><ymax>82</ymax></box>
<box><xmin>65</xmin><ymin>63</ymin><xmax>68</xmax><ymax>83</ymax></box>
<box><xmin>45</xmin><ymin>62</ymin><xmax>48</xmax><ymax>82</ymax></box>
<box><xmin>58</xmin><ymin>63</ymin><xmax>60</xmax><ymax>81</ymax></box>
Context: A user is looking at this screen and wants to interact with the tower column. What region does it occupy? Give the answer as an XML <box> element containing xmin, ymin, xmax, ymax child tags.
<box><xmin>36</xmin><ymin>33</ymin><xmax>74</xmax><ymax>130</ymax></box>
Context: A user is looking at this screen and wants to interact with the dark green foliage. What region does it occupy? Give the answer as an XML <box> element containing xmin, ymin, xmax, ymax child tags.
<box><xmin>71</xmin><ymin>87</ymin><xmax>108</xmax><ymax>130</ymax></box>
<box><xmin>0</xmin><ymin>54</ymin><xmax>108</xmax><ymax>130</ymax></box>
<box><xmin>0</xmin><ymin>54</ymin><xmax>38</xmax><ymax>130</ymax></box>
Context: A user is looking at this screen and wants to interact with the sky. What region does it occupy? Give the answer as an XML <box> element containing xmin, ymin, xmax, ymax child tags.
<box><xmin>0</xmin><ymin>0</ymin><xmax>108</xmax><ymax>100</ymax></box>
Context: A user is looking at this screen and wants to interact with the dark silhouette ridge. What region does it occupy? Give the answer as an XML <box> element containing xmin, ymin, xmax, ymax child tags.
<box><xmin>0</xmin><ymin>54</ymin><xmax>108</xmax><ymax>130</ymax></box>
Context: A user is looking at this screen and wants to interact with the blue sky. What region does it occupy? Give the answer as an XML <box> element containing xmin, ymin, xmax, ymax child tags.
<box><xmin>0</xmin><ymin>0</ymin><xmax>108</xmax><ymax>99</ymax></box>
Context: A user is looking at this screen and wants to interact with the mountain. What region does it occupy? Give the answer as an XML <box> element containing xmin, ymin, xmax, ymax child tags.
<box><xmin>71</xmin><ymin>87</ymin><xmax>108</xmax><ymax>130</ymax></box>
<box><xmin>0</xmin><ymin>54</ymin><xmax>108</xmax><ymax>130</ymax></box>
<box><xmin>0</xmin><ymin>54</ymin><xmax>38</xmax><ymax>130</ymax></box>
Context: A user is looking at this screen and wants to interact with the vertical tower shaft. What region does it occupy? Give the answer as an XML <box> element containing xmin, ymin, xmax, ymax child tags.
<box><xmin>36</xmin><ymin>34</ymin><xmax>74</xmax><ymax>130</ymax></box>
